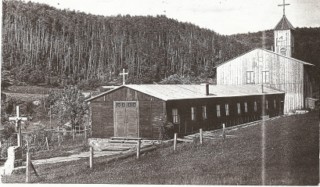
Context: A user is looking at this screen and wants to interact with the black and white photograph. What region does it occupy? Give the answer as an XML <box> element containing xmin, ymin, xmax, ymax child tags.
<box><xmin>0</xmin><ymin>0</ymin><xmax>319</xmax><ymax>185</ymax></box>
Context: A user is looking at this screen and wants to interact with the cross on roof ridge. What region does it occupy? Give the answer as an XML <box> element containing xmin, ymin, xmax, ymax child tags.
<box><xmin>119</xmin><ymin>69</ymin><xmax>129</xmax><ymax>85</ymax></box>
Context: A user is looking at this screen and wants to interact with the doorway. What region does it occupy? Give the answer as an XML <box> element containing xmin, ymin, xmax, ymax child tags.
<box><xmin>114</xmin><ymin>101</ymin><xmax>139</xmax><ymax>137</ymax></box>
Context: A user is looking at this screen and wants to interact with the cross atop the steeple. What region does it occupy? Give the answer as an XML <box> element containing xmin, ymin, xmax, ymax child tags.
<box><xmin>278</xmin><ymin>0</ymin><xmax>290</xmax><ymax>16</ymax></box>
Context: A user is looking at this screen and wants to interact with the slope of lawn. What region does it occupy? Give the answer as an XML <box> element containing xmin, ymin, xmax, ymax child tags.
<box><xmin>4</xmin><ymin>111</ymin><xmax>319</xmax><ymax>185</ymax></box>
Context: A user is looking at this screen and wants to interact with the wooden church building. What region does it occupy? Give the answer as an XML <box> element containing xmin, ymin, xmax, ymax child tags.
<box><xmin>216</xmin><ymin>13</ymin><xmax>318</xmax><ymax>114</ymax></box>
<box><xmin>86</xmin><ymin>84</ymin><xmax>284</xmax><ymax>139</ymax></box>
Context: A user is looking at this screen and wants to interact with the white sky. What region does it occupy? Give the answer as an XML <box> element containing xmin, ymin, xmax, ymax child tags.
<box><xmin>28</xmin><ymin>0</ymin><xmax>320</xmax><ymax>35</ymax></box>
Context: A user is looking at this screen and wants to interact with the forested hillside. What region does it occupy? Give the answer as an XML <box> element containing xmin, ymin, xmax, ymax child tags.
<box><xmin>2</xmin><ymin>0</ymin><xmax>250</xmax><ymax>88</ymax></box>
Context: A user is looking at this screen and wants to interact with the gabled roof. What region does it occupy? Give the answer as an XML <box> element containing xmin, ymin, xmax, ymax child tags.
<box><xmin>214</xmin><ymin>48</ymin><xmax>314</xmax><ymax>69</ymax></box>
<box><xmin>86</xmin><ymin>84</ymin><xmax>284</xmax><ymax>102</ymax></box>
<box><xmin>274</xmin><ymin>15</ymin><xmax>295</xmax><ymax>30</ymax></box>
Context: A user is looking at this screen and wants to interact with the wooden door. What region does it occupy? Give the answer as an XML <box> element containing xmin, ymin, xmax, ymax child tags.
<box><xmin>114</xmin><ymin>101</ymin><xmax>139</xmax><ymax>137</ymax></box>
<box><xmin>114</xmin><ymin>102</ymin><xmax>126</xmax><ymax>137</ymax></box>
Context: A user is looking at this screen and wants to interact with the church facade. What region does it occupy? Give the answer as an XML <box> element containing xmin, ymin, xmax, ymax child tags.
<box><xmin>216</xmin><ymin>15</ymin><xmax>316</xmax><ymax>114</ymax></box>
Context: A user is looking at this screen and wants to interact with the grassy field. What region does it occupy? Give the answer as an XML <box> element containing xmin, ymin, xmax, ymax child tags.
<box><xmin>3</xmin><ymin>112</ymin><xmax>319</xmax><ymax>185</ymax></box>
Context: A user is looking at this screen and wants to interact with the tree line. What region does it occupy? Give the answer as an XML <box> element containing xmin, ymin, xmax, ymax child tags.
<box><xmin>2</xmin><ymin>0</ymin><xmax>250</xmax><ymax>89</ymax></box>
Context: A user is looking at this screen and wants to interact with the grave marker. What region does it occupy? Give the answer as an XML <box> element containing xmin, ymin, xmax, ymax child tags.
<box><xmin>8</xmin><ymin>106</ymin><xmax>27</xmax><ymax>147</ymax></box>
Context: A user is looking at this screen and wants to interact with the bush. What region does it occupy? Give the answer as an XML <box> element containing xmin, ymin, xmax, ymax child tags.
<box><xmin>159</xmin><ymin>120</ymin><xmax>174</xmax><ymax>140</ymax></box>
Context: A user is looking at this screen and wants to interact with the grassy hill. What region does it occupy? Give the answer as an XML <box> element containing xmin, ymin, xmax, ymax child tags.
<box><xmin>4</xmin><ymin>112</ymin><xmax>319</xmax><ymax>185</ymax></box>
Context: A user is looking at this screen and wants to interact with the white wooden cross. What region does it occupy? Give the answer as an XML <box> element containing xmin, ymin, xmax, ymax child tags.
<box><xmin>119</xmin><ymin>68</ymin><xmax>129</xmax><ymax>85</ymax></box>
<box><xmin>9</xmin><ymin>106</ymin><xmax>27</xmax><ymax>147</ymax></box>
<box><xmin>278</xmin><ymin>0</ymin><xmax>290</xmax><ymax>16</ymax></box>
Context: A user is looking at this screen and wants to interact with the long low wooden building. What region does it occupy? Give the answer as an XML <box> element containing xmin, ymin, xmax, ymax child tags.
<box><xmin>86</xmin><ymin>84</ymin><xmax>285</xmax><ymax>139</ymax></box>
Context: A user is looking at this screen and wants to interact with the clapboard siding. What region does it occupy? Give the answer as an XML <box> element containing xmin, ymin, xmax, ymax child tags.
<box><xmin>217</xmin><ymin>48</ymin><xmax>304</xmax><ymax>113</ymax></box>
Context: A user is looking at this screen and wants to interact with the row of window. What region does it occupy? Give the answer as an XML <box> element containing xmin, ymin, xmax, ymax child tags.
<box><xmin>172</xmin><ymin>99</ymin><xmax>278</xmax><ymax>124</ymax></box>
<box><xmin>115</xmin><ymin>102</ymin><xmax>137</xmax><ymax>108</ymax></box>
<box><xmin>246</xmin><ymin>71</ymin><xmax>270</xmax><ymax>84</ymax></box>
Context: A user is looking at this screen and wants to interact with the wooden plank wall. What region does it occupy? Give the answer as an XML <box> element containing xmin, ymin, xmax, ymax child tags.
<box><xmin>89</xmin><ymin>87</ymin><xmax>165</xmax><ymax>139</ymax></box>
<box><xmin>166</xmin><ymin>93</ymin><xmax>285</xmax><ymax>136</ymax></box>
<box><xmin>217</xmin><ymin>48</ymin><xmax>304</xmax><ymax>113</ymax></box>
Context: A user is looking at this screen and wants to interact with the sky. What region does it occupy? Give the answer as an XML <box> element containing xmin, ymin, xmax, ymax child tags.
<box><xmin>23</xmin><ymin>0</ymin><xmax>320</xmax><ymax>35</ymax></box>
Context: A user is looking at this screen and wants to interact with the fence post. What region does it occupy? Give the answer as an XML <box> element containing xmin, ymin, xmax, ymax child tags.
<box><xmin>26</xmin><ymin>151</ymin><xmax>31</xmax><ymax>183</ymax></box>
<box><xmin>45</xmin><ymin>137</ymin><xmax>49</xmax><ymax>150</ymax></box>
<box><xmin>89</xmin><ymin>146</ymin><xmax>93</xmax><ymax>169</ymax></box>
<box><xmin>72</xmin><ymin>129</ymin><xmax>75</xmax><ymax>141</ymax></box>
<box><xmin>173</xmin><ymin>133</ymin><xmax>177</xmax><ymax>151</ymax></box>
<box><xmin>136</xmin><ymin>139</ymin><xmax>141</xmax><ymax>159</ymax></box>
<box><xmin>84</xmin><ymin>126</ymin><xmax>87</xmax><ymax>140</ymax></box>
<box><xmin>222</xmin><ymin>123</ymin><xmax>226</xmax><ymax>140</ymax></box>
<box><xmin>57</xmin><ymin>127</ymin><xmax>60</xmax><ymax>146</ymax></box>
<box><xmin>199</xmin><ymin>128</ymin><xmax>203</xmax><ymax>144</ymax></box>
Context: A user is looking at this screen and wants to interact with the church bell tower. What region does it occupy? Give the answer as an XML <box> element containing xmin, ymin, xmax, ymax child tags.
<box><xmin>274</xmin><ymin>0</ymin><xmax>294</xmax><ymax>57</ymax></box>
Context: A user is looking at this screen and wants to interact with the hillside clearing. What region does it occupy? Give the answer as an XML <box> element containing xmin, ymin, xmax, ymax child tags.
<box><xmin>3</xmin><ymin>112</ymin><xmax>319</xmax><ymax>185</ymax></box>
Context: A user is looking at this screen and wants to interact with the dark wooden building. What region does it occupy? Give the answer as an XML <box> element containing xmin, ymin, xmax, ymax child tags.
<box><xmin>86</xmin><ymin>84</ymin><xmax>285</xmax><ymax>139</ymax></box>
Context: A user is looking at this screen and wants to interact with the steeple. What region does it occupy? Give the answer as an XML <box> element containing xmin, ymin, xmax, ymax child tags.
<box><xmin>274</xmin><ymin>0</ymin><xmax>294</xmax><ymax>57</ymax></box>
<box><xmin>274</xmin><ymin>15</ymin><xmax>294</xmax><ymax>31</ymax></box>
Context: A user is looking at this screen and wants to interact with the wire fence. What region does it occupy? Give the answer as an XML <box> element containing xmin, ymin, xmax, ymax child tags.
<box><xmin>0</xmin><ymin>126</ymin><xmax>92</xmax><ymax>159</ymax></box>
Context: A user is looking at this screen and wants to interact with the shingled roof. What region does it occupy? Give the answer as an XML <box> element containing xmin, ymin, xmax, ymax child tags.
<box><xmin>274</xmin><ymin>15</ymin><xmax>294</xmax><ymax>30</ymax></box>
<box><xmin>86</xmin><ymin>84</ymin><xmax>284</xmax><ymax>102</ymax></box>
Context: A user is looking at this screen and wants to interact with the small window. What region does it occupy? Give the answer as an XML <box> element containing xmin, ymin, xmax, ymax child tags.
<box><xmin>244</xmin><ymin>102</ymin><xmax>248</xmax><ymax>113</ymax></box>
<box><xmin>262</xmin><ymin>71</ymin><xmax>270</xmax><ymax>84</ymax></box>
<box><xmin>127</xmin><ymin>102</ymin><xmax>136</xmax><ymax>107</ymax></box>
<box><xmin>266</xmin><ymin>100</ymin><xmax>269</xmax><ymax>110</ymax></box>
<box><xmin>116</xmin><ymin>103</ymin><xmax>122</xmax><ymax>108</ymax></box>
<box><xmin>274</xmin><ymin>99</ymin><xmax>277</xmax><ymax>109</ymax></box>
<box><xmin>225</xmin><ymin>104</ymin><xmax>229</xmax><ymax>116</ymax></box>
<box><xmin>216</xmin><ymin>105</ymin><xmax>221</xmax><ymax>117</ymax></box>
<box><xmin>202</xmin><ymin>106</ymin><xmax>207</xmax><ymax>120</ymax></box>
<box><xmin>191</xmin><ymin>107</ymin><xmax>196</xmax><ymax>121</ymax></box>
<box><xmin>172</xmin><ymin>108</ymin><xmax>180</xmax><ymax>124</ymax></box>
<box><xmin>237</xmin><ymin>103</ymin><xmax>241</xmax><ymax>114</ymax></box>
<box><xmin>254</xmin><ymin>101</ymin><xmax>257</xmax><ymax>112</ymax></box>
<box><xmin>246</xmin><ymin>71</ymin><xmax>255</xmax><ymax>84</ymax></box>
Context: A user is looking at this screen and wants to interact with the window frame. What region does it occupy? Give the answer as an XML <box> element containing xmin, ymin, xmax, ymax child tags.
<box><xmin>225</xmin><ymin>104</ymin><xmax>229</xmax><ymax>116</ymax></box>
<box><xmin>262</xmin><ymin>71</ymin><xmax>270</xmax><ymax>84</ymax></box>
<box><xmin>244</xmin><ymin>102</ymin><xmax>248</xmax><ymax>113</ymax></box>
<box><xmin>237</xmin><ymin>103</ymin><xmax>241</xmax><ymax>114</ymax></box>
<box><xmin>254</xmin><ymin>101</ymin><xmax>257</xmax><ymax>112</ymax></box>
<box><xmin>246</xmin><ymin>71</ymin><xmax>255</xmax><ymax>84</ymax></box>
<box><xmin>266</xmin><ymin>100</ymin><xmax>269</xmax><ymax>110</ymax></box>
<box><xmin>216</xmin><ymin>105</ymin><xmax>221</xmax><ymax>117</ymax></box>
<box><xmin>202</xmin><ymin>106</ymin><xmax>207</xmax><ymax>120</ymax></box>
<box><xmin>191</xmin><ymin>107</ymin><xmax>196</xmax><ymax>121</ymax></box>
<box><xmin>172</xmin><ymin>108</ymin><xmax>180</xmax><ymax>124</ymax></box>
